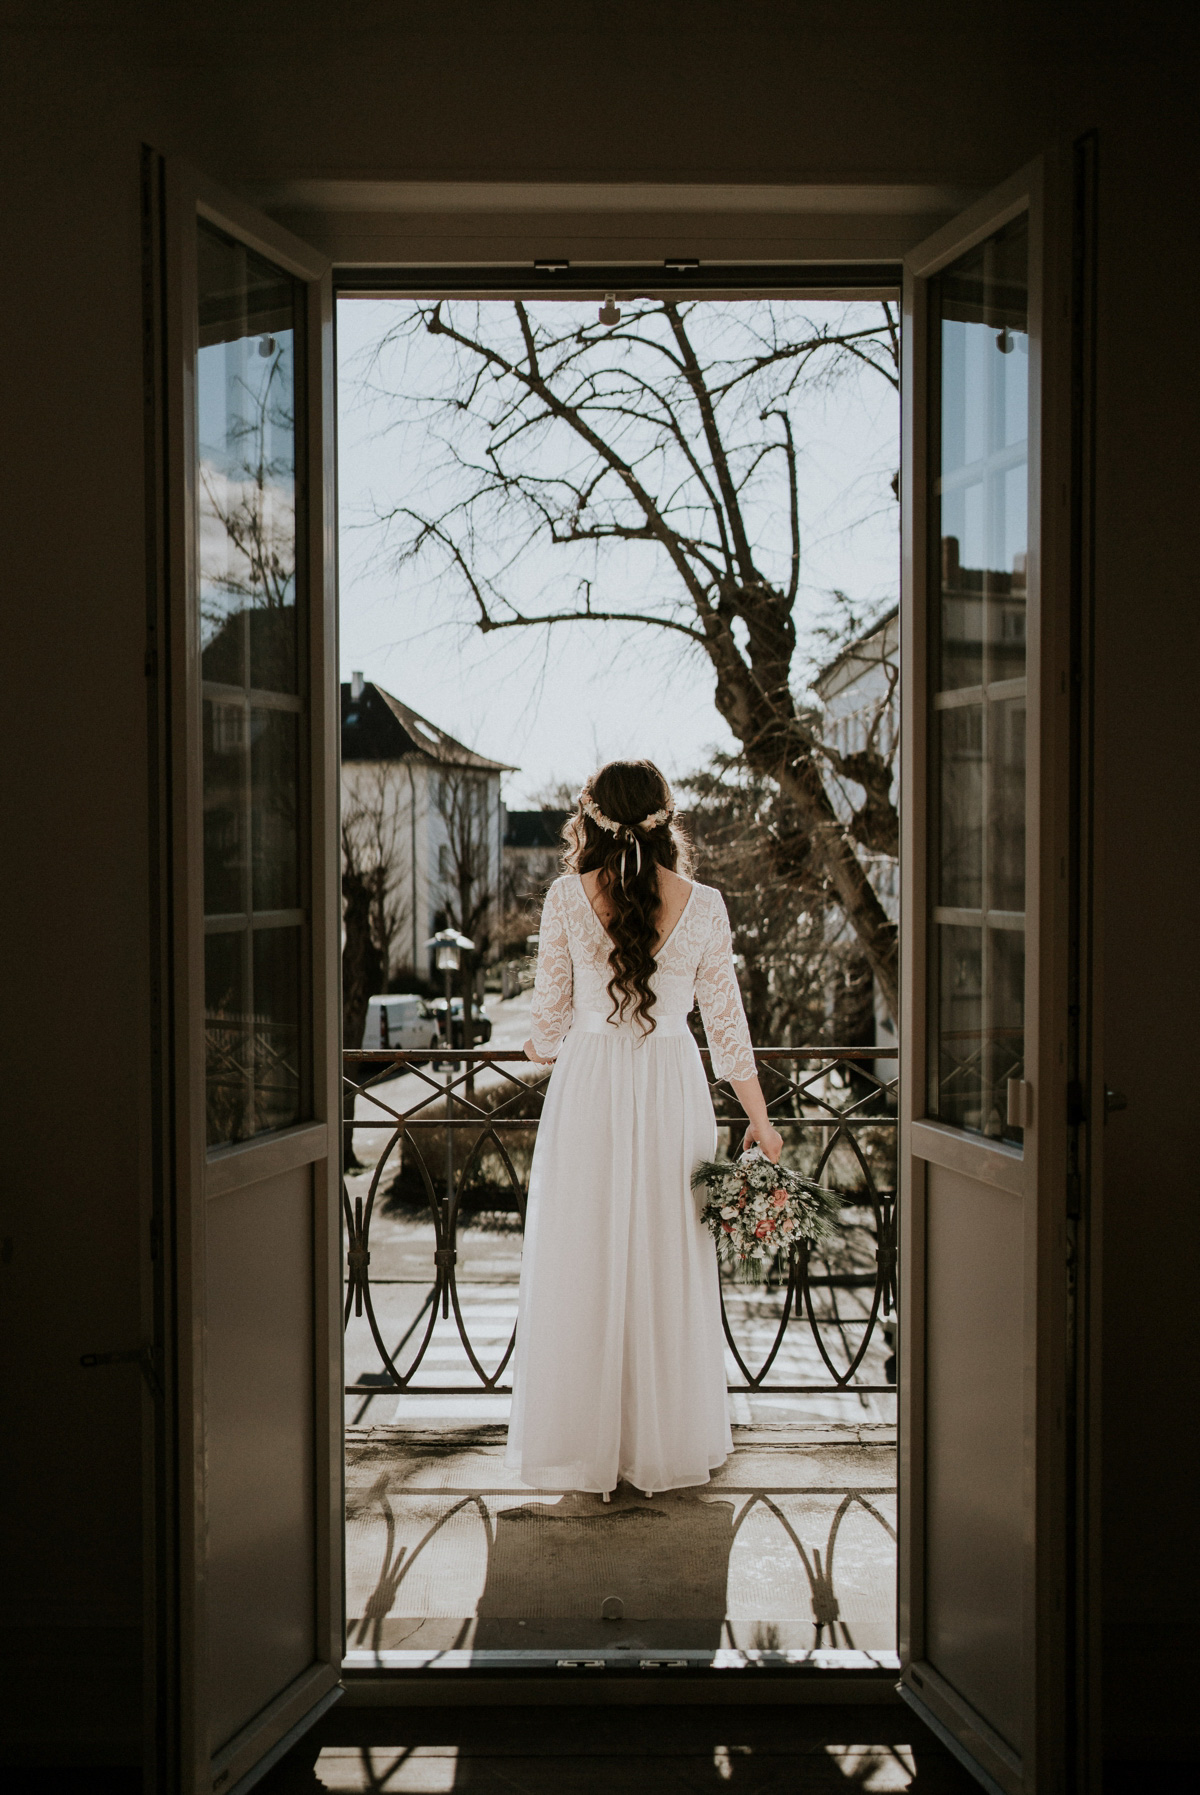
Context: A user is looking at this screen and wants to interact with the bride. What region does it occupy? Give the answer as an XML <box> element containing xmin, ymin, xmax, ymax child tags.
<box><xmin>506</xmin><ymin>758</ymin><xmax>783</xmax><ymax>1499</ymax></box>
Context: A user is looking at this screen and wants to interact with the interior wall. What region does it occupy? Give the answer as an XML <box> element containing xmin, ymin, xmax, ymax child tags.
<box><xmin>0</xmin><ymin>37</ymin><xmax>153</xmax><ymax>1769</ymax></box>
<box><xmin>1089</xmin><ymin>75</ymin><xmax>1200</xmax><ymax>1762</ymax></box>
<box><xmin>1</xmin><ymin>0</ymin><xmax>1197</xmax><ymax>1772</ymax></box>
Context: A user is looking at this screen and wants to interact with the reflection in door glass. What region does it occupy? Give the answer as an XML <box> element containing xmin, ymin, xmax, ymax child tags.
<box><xmin>928</xmin><ymin>216</ymin><xmax>1028</xmax><ymax>1143</ymax></box>
<box><xmin>197</xmin><ymin>222</ymin><xmax>308</xmax><ymax>1145</ymax></box>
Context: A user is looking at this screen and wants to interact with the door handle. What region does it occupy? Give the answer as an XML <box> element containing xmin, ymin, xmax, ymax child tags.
<box><xmin>1006</xmin><ymin>1079</ymin><xmax>1033</xmax><ymax>1129</ymax></box>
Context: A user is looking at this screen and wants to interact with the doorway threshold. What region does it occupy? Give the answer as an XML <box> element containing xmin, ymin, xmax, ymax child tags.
<box><xmin>344</xmin><ymin>1646</ymin><xmax>900</xmax><ymax>1672</ymax></box>
<box><xmin>339</xmin><ymin>1646</ymin><xmax>903</xmax><ymax>1709</ymax></box>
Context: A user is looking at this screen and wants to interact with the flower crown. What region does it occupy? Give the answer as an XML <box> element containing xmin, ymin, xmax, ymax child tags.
<box><xmin>579</xmin><ymin>791</ymin><xmax>673</xmax><ymax>835</ymax></box>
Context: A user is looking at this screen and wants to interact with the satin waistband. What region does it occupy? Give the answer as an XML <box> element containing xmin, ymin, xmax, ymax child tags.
<box><xmin>572</xmin><ymin>1010</ymin><xmax>691</xmax><ymax>1039</ymax></box>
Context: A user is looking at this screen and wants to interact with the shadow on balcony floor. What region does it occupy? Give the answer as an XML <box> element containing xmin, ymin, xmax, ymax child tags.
<box><xmin>258</xmin><ymin>1703</ymin><xmax>981</xmax><ymax>1792</ymax></box>
<box><xmin>345</xmin><ymin>1422</ymin><xmax>896</xmax><ymax>1667</ymax></box>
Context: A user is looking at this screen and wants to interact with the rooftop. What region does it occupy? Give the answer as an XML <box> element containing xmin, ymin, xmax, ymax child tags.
<box><xmin>812</xmin><ymin>606</ymin><xmax>898</xmax><ymax>704</ymax></box>
<box><xmin>341</xmin><ymin>679</ymin><xmax>514</xmax><ymax>772</ymax></box>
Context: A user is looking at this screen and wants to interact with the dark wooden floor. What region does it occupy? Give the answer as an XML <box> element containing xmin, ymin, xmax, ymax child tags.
<box><xmin>258</xmin><ymin>1702</ymin><xmax>982</xmax><ymax>1792</ymax></box>
<box><xmin>0</xmin><ymin>1720</ymin><xmax>1179</xmax><ymax>1790</ymax></box>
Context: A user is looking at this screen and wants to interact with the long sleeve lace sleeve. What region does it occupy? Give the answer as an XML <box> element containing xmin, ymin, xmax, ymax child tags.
<box><xmin>530</xmin><ymin>880</ymin><xmax>574</xmax><ymax>1059</ymax></box>
<box><xmin>694</xmin><ymin>891</ymin><xmax>756</xmax><ymax>1083</ymax></box>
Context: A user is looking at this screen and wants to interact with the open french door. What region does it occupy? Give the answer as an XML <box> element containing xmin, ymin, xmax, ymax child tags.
<box><xmin>898</xmin><ymin>156</ymin><xmax>1078</xmax><ymax>1794</ymax></box>
<box><xmin>150</xmin><ymin>157</ymin><xmax>343</xmax><ymax>1793</ymax></box>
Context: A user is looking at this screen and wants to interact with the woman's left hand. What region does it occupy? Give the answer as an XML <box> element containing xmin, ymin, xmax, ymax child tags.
<box><xmin>523</xmin><ymin>1038</ymin><xmax>554</xmax><ymax>1064</ymax></box>
<box><xmin>743</xmin><ymin>1120</ymin><xmax>783</xmax><ymax>1164</ymax></box>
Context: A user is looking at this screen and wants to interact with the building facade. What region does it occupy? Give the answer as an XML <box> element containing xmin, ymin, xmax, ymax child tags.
<box><xmin>341</xmin><ymin>676</ymin><xmax>509</xmax><ymax>984</ymax></box>
<box><xmin>814</xmin><ymin>606</ymin><xmax>900</xmax><ymax>1058</ymax></box>
<box><xmin>501</xmin><ymin>808</ymin><xmax>569</xmax><ymax>915</ymax></box>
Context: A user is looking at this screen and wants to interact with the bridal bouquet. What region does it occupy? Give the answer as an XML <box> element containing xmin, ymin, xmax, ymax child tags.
<box><xmin>692</xmin><ymin>1148</ymin><xmax>841</xmax><ymax>1278</ymax></box>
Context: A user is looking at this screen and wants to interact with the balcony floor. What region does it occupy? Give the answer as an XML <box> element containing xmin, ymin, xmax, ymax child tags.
<box><xmin>345</xmin><ymin>1421</ymin><xmax>896</xmax><ymax>1668</ymax></box>
<box><xmin>260</xmin><ymin>1703</ymin><xmax>981</xmax><ymax>1794</ymax></box>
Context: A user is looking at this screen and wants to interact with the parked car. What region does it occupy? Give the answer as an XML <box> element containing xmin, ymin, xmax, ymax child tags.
<box><xmin>360</xmin><ymin>994</ymin><xmax>441</xmax><ymax>1059</ymax></box>
<box><xmin>429</xmin><ymin>997</ymin><xmax>493</xmax><ymax>1047</ymax></box>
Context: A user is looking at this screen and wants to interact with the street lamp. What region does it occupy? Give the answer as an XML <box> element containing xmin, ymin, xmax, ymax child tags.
<box><xmin>425</xmin><ymin>929</ymin><xmax>476</xmax><ymax>1276</ymax></box>
<box><xmin>426</xmin><ymin>926</ymin><xmax>475</xmax><ymax>1045</ymax></box>
<box><xmin>427</xmin><ymin>927</ymin><xmax>475</xmax><ymax>974</ymax></box>
<box><xmin>427</xmin><ymin>926</ymin><xmax>475</xmax><ymax>1043</ymax></box>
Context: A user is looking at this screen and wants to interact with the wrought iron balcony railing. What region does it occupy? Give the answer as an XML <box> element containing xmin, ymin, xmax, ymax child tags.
<box><xmin>343</xmin><ymin>1044</ymin><xmax>897</xmax><ymax>1400</ymax></box>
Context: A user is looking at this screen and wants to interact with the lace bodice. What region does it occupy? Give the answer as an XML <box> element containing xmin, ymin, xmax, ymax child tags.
<box><xmin>530</xmin><ymin>874</ymin><xmax>756</xmax><ymax>1082</ymax></box>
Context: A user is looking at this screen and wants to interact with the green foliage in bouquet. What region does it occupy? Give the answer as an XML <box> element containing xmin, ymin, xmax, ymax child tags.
<box><xmin>692</xmin><ymin>1148</ymin><xmax>842</xmax><ymax>1280</ymax></box>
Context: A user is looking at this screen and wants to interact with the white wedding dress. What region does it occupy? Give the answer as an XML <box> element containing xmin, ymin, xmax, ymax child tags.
<box><xmin>505</xmin><ymin>872</ymin><xmax>756</xmax><ymax>1494</ymax></box>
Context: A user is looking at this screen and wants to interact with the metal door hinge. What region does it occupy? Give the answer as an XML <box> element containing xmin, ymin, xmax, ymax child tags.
<box><xmin>81</xmin><ymin>1344</ymin><xmax>163</xmax><ymax>1401</ymax></box>
<box><xmin>1006</xmin><ymin>1078</ymin><xmax>1033</xmax><ymax>1130</ymax></box>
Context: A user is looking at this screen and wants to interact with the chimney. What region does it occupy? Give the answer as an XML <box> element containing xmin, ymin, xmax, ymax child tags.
<box><xmin>940</xmin><ymin>536</ymin><xmax>960</xmax><ymax>589</ymax></box>
<box><xmin>351</xmin><ymin>670</ymin><xmax>364</xmax><ymax>699</ymax></box>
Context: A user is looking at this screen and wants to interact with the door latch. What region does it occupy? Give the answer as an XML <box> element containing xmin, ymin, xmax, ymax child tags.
<box><xmin>81</xmin><ymin>1345</ymin><xmax>163</xmax><ymax>1401</ymax></box>
<box><xmin>1006</xmin><ymin>1079</ymin><xmax>1033</xmax><ymax>1130</ymax></box>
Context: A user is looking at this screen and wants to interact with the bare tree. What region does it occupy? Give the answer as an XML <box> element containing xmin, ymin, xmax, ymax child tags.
<box><xmin>198</xmin><ymin>339</ymin><xmax>298</xmax><ymax>688</ymax></box>
<box><xmin>340</xmin><ymin>826</ymin><xmax>382</xmax><ymax>1172</ymax></box>
<box><xmin>364</xmin><ymin>299</ymin><xmax>901</xmax><ymax>1016</ymax></box>
<box><xmin>433</xmin><ymin>765</ymin><xmax>498</xmax><ymax>1054</ymax></box>
<box><xmin>341</xmin><ymin>769</ymin><xmax>412</xmax><ymax>1167</ymax></box>
<box><xmin>342</xmin><ymin>762</ymin><xmax>410</xmax><ymax>996</ymax></box>
<box><xmin>342</xmin><ymin>765</ymin><xmax>409</xmax><ymax>1080</ymax></box>
<box><xmin>682</xmin><ymin>755</ymin><xmax>837</xmax><ymax>1048</ymax></box>
<box><xmin>810</xmin><ymin>593</ymin><xmax>901</xmax><ymax>860</ymax></box>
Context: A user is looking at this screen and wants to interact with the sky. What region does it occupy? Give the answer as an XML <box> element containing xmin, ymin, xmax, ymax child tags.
<box><xmin>337</xmin><ymin>296</ymin><xmax>900</xmax><ymax>809</ymax></box>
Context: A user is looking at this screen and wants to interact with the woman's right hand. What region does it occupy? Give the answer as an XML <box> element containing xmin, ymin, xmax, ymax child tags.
<box><xmin>743</xmin><ymin>1119</ymin><xmax>783</xmax><ymax>1164</ymax></box>
<box><xmin>523</xmin><ymin>1037</ymin><xmax>555</xmax><ymax>1065</ymax></box>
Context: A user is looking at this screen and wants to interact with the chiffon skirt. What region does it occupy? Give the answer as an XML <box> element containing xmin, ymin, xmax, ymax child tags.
<box><xmin>505</xmin><ymin>1011</ymin><xmax>732</xmax><ymax>1493</ymax></box>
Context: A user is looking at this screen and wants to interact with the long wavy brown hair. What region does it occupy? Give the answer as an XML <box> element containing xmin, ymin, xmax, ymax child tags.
<box><xmin>562</xmin><ymin>759</ymin><xmax>693</xmax><ymax>1031</ymax></box>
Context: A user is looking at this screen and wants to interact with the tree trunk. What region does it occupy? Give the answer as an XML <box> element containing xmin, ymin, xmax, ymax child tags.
<box><xmin>707</xmin><ymin>641</ymin><xmax>900</xmax><ymax>1021</ymax></box>
<box><xmin>459</xmin><ymin>953</ymin><xmax>476</xmax><ymax>1097</ymax></box>
<box><xmin>776</xmin><ymin>752</ymin><xmax>898</xmax><ymax>1023</ymax></box>
<box><xmin>342</xmin><ymin>868</ymin><xmax>384</xmax><ymax>1171</ymax></box>
<box><xmin>831</xmin><ymin>948</ymin><xmax>880</xmax><ymax>1106</ymax></box>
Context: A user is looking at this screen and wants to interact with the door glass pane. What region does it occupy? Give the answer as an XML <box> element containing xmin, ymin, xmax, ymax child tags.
<box><xmin>198</xmin><ymin>221</ymin><xmax>309</xmax><ymax>1147</ymax></box>
<box><xmin>251</xmin><ymin>707</ymin><xmax>301</xmax><ymax>911</ymax></box>
<box><xmin>928</xmin><ymin>215</ymin><xmax>1028</xmax><ymax>1143</ymax></box>
<box><xmin>250</xmin><ymin>925</ymin><xmax>303</xmax><ymax>1135</ymax></box>
<box><xmin>936</xmin><ymin>923</ymin><xmax>984</xmax><ymax>1130</ymax></box>
<box><xmin>987</xmin><ymin>693</ymin><xmax>1026</xmax><ymax>914</ymax></box>
<box><xmin>205</xmin><ymin>930</ymin><xmax>250</xmax><ymax>1145</ymax></box>
<box><xmin>936</xmin><ymin>702</ymin><xmax>983</xmax><ymax>910</ymax></box>
<box><xmin>203</xmin><ymin>696</ymin><xmax>247</xmax><ymax>916</ymax></box>
<box><xmin>197</xmin><ymin>224</ymin><xmax>299</xmax><ymax>694</ymax></box>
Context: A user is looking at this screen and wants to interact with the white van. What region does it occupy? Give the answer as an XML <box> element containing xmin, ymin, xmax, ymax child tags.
<box><xmin>361</xmin><ymin>994</ymin><xmax>441</xmax><ymax>1053</ymax></box>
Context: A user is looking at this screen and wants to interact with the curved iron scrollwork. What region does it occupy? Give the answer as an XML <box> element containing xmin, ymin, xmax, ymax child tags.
<box><xmin>343</xmin><ymin>1045</ymin><xmax>897</xmax><ymax>1399</ymax></box>
<box><xmin>348</xmin><ymin>1475</ymin><xmax>896</xmax><ymax>1658</ymax></box>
